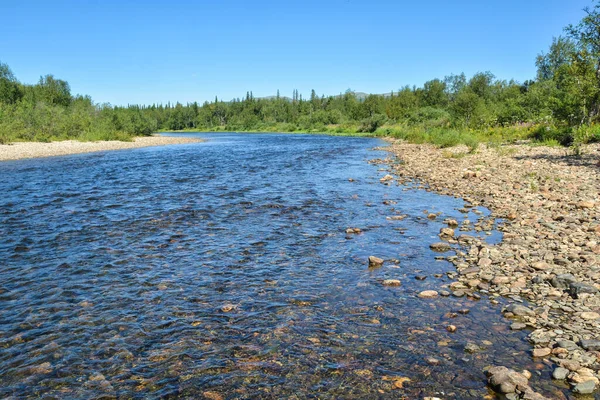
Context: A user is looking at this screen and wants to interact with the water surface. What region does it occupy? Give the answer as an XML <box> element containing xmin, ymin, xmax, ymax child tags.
<box><xmin>0</xmin><ymin>133</ymin><xmax>560</xmax><ymax>398</ymax></box>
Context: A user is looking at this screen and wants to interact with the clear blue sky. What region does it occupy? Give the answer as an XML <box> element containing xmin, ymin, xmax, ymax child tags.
<box><xmin>0</xmin><ymin>0</ymin><xmax>592</xmax><ymax>105</ymax></box>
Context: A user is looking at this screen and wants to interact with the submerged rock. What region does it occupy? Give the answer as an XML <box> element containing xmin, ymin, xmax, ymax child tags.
<box><xmin>552</xmin><ymin>367</ymin><xmax>569</xmax><ymax>380</ymax></box>
<box><xmin>572</xmin><ymin>380</ymin><xmax>596</xmax><ymax>394</ymax></box>
<box><xmin>430</xmin><ymin>242</ymin><xmax>451</xmax><ymax>252</ymax></box>
<box><xmin>368</xmin><ymin>256</ymin><xmax>384</xmax><ymax>268</ymax></box>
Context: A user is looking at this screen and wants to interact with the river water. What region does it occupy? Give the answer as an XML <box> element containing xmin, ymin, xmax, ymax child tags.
<box><xmin>0</xmin><ymin>133</ymin><xmax>565</xmax><ymax>398</ymax></box>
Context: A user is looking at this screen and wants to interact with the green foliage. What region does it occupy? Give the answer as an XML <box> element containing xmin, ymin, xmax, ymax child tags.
<box><xmin>358</xmin><ymin>113</ymin><xmax>387</xmax><ymax>133</ymax></box>
<box><xmin>529</xmin><ymin>125</ymin><xmax>574</xmax><ymax>146</ymax></box>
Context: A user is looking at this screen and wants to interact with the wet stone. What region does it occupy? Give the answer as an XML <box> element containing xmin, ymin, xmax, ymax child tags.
<box><xmin>532</xmin><ymin>348</ymin><xmax>551</xmax><ymax>358</ymax></box>
<box><xmin>552</xmin><ymin>367</ymin><xmax>569</xmax><ymax>380</ymax></box>
<box><xmin>572</xmin><ymin>380</ymin><xmax>596</xmax><ymax>394</ymax></box>
<box><xmin>510</xmin><ymin>323</ymin><xmax>527</xmax><ymax>330</ymax></box>
<box><xmin>418</xmin><ymin>290</ymin><xmax>439</xmax><ymax>298</ymax></box>
<box><xmin>430</xmin><ymin>242</ymin><xmax>452</xmax><ymax>252</ymax></box>
<box><xmin>464</xmin><ymin>343</ymin><xmax>481</xmax><ymax>353</ymax></box>
<box><xmin>368</xmin><ymin>256</ymin><xmax>384</xmax><ymax>268</ymax></box>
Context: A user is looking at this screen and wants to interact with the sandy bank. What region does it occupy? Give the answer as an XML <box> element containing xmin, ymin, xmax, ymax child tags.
<box><xmin>0</xmin><ymin>135</ymin><xmax>203</xmax><ymax>161</ymax></box>
<box><xmin>384</xmin><ymin>140</ymin><xmax>600</xmax><ymax>397</ymax></box>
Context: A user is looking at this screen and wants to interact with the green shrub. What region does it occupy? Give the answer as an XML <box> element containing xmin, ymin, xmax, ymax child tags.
<box><xmin>358</xmin><ymin>114</ymin><xmax>387</xmax><ymax>133</ymax></box>
<box><xmin>529</xmin><ymin>125</ymin><xmax>573</xmax><ymax>146</ymax></box>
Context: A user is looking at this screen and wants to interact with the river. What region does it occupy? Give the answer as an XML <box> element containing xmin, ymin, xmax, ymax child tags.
<box><xmin>0</xmin><ymin>133</ymin><xmax>561</xmax><ymax>398</ymax></box>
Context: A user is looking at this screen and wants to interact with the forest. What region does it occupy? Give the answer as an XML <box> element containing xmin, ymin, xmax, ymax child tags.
<box><xmin>2</xmin><ymin>2</ymin><xmax>600</xmax><ymax>148</ymax></box>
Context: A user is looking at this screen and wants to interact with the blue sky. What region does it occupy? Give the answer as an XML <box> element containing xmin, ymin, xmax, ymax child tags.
<box><xmin>0</xmin><ymin>0</ymin><xmax>592</xmax><ymax>105</ymax></box>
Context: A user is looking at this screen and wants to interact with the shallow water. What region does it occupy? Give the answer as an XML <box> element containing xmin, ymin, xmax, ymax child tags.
<box><xmin>0</xmin><ymin>133</ymin><xmax>567</xmax><ymax>398</ymax></box>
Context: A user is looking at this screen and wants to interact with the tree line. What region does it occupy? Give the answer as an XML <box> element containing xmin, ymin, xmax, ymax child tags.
<box><xmin>2</xmin><ymin>1</ymin><xmax>600</xmax><ymax>145</ymax></box>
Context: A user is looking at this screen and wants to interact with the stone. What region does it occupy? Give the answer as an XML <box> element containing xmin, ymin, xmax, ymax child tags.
<box><xmin>580</xmin><ymin>339</ymin><xmax>600</xmax><ymax>351</ymax></box>
<box><xmin>485</xmin><ymin>366</ymin><xmax>529</xmax><ymax>394</ymax></box>
<box><xmin>550</xmin><ymin>274</ymin><xmax>577</xmax><ymax>289</ymax></box>
<box><xmin>559</xmin><ymin>360</ymin><xmax>581</xmax><ymax>371</ymax></box>
<box><xmin>392</xmin><ymin>377</ymin><xmax>411</xmax><ymax>389</ymax></box>
<box><xmin>570</xmin><ymin>368</ymin><xmax>599</xmax><ymax>385</ymax></box>
<box><xmin>492</xmin><ymin>276</ymin><xmax>511</xmax><ymax>285</ymax></box>
<box><xmin>532</xmin><ymin>348</ymin><xmax>551</xmax><ymax>357</ymax></box>
<box><xmin>478</xmin><ymin>257</ymin><xmax>493</xmax><ymax>268</ymax></box>
<box><xmin>569</xmin><ymin>283</ymin><xmax>599</xmax><ymax>298</ymax></box>
<box><xmin>463</xmin><ymin>170</ymin><xmax>476</xmax><ymax>179</ymax></box>
<box><xmin>504</xmin><ymin>304</ymin><xmax>535</xmax><ymax>317</ymax></box>
<box><xmin>368</xmin><ymin>256</ymin><xmax>384</xmax><ymax>268</ymax></box>
<box><xmin>531</xmin><ymin>261</ymin><xmax>550</xmax><ymax>271</ymax></box>
<box><xmin>555</xmin><ymin>340</ymin><xmax>578</xmax><ymax>351</ymax></box>
<box><xmin>580</xmin><ymin>311</ymin><xmax>600</xmax><ymax>320</ymax></box>
<box><xmin>439</xmin><ymin>227</ymin><xmax>455</xmax><ymax>238</ymax></box>
<box><xmin>445</xmin><ymin>219</ymin><xmax>459</xmax><ymax>228</ymax></box>
<box><xmin>459</xmin><ymin>266</ymin><xmax>480</xmax><ymax>276</ymax></box>
<box><xmin>380</xmin><ymin>174</ymin><xmax>393</xmax><ymax>182</ymax></box>
<box><xmin>447</xmin><ymin>325</ymin><xmax>457</xmax><ymax>332</ymax></box>
<box><xmin>430</xmin><ymin>242</ymin><xmax>451</xmax><ymax>252</ymax></box>
<box><xmin>418</xmin><ymin>290</ymin><xmax>439</xmax><ymax>298</ymax></box>
<box><xmin>576</xmin><ymin>201</ymin><xmax>596</xmax><ymax>209</ymax></box>
<box><xmin>464</xmin><ymin>343</ymin><xmax>480</xmax><ymax>353</ymax></box>
<box><xmin>510</xmin><ymin>323</ymin><xmax>527</xmax><ymax>330</ymax></box>
<box><xmin>382</xmin><ymin>279</ymin><xmax>401</xmax><ymax>286</ymax></box>
<box><xmin>572</xmin><ymin>380</ymin><xmax>596</xmax><ymax>394</ymax></box>
<box><xmin>221</xmin><ymin>304</ymin><xmax>236</xmax><ymax>312</ymax></box>
<box><xmin>203</xmin><ymin>391</ymin><xmax>224</xmax><ymax>400</ymax></box>
<box><xmin>425</xmin><ymin>357</ymin><xmax>440</xmax><ymax>365</ymax></box>
<box><xmin>552</xmin><ymin>367</ymin><xmax>569</xmax><ymax>380</ymax></box>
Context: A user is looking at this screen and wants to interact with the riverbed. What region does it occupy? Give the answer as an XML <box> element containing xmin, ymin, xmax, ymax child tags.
<box><xmin>0</xmin><ymin>133</ymin><xmax>573</xmax><ymax>398</ymax></box>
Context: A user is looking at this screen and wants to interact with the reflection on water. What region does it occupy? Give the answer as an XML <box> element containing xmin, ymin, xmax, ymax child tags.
<box><xmin>0</xmin><ymin>133</ymin><xmax>560</xmax><ymax>398</ymax></box>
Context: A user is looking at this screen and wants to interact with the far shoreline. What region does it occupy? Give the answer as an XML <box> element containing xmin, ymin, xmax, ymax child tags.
<box><xmin>0</xmin><ymin>135</ymin><xmax>204</xmax><ymax>162</ymax></box>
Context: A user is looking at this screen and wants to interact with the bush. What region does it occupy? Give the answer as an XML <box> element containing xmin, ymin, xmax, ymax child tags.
<box><xmin>407</xmin><ymin>107</ymin><xmax>451</xmax><ymax>128</ymax></box>
<box><xmin>529</xmin><ymin>125</ymin><xmax>573</xmax><ymax>146</ymax></box>
<box><xmin>573</xmin><ymin>124</ymin><xmax>600</xmax><ymax>144</ymax></box>
<box><xmin>358</xmin><ymin>113</ymin><xmax>387</xmax><ymax>133</ymax></box>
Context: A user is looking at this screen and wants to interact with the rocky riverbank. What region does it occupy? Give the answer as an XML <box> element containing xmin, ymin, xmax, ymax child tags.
<box><xmin>0</xmin><ymin>135</ymin><xmax>203</xmax><ymax>161</ymax></box>
<box><xmin>385</xmin><ymin>140</ymin><xmax>600</xmax><ymax>398</ymax></box>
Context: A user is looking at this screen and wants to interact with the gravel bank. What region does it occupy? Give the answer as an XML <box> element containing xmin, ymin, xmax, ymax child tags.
<box><xmin>385</xmin><ymin>140</ymin><xmax>600</xmax><ymax>398</ymax></box>
<box><xmin>0</xmin><ymin>135</ymin><xmax>203</xmax><ymax>161</ymax></box>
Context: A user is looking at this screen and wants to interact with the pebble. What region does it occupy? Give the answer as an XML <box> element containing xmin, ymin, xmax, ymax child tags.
<box><xmin>580</xmin><ymin>312</ymin><xmax>600</xmax><ymax>320</ymax></box>
<box><xmin>429</xmin><ymin>242</ymin><xmax>451</xmax><ymax>252</ymax></box>
<box><xmin>418</xmin><ymin>290</ymin><xmax>439</xmax><ymax>298</ymax></box>
<box><xmin>552</xmin><ymin>367</ymin><xmax>569</xmax><ymax>380</ymax></box>
<box><xmin>510</xmin><ymin>322</ymin><xmax>527</xmax><ymax>330</ymax></box>
<box><xmin>382</xmin><ymin>279</ymin><xmax>401</xmax><ymax>286</ymax></box>
<box><xmin>572</xmin><ymin>380</ymin><xmax>596</xmax><ymax>394</ymax></box>
<box><xmin>532</xmin><ymin>348</ymin><xmax>551</xmax><ymax>357</ymax></box>
<box><xmin>368</xmin><ymin>256</ymin><xmax>384</xmax><ymax>268</ymax></box>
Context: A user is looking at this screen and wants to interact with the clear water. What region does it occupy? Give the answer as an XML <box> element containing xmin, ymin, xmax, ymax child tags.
<box><xmin>0</xmin><ymin>133</ymin><xmax>565</xmax><ymax>398</ymax></box>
